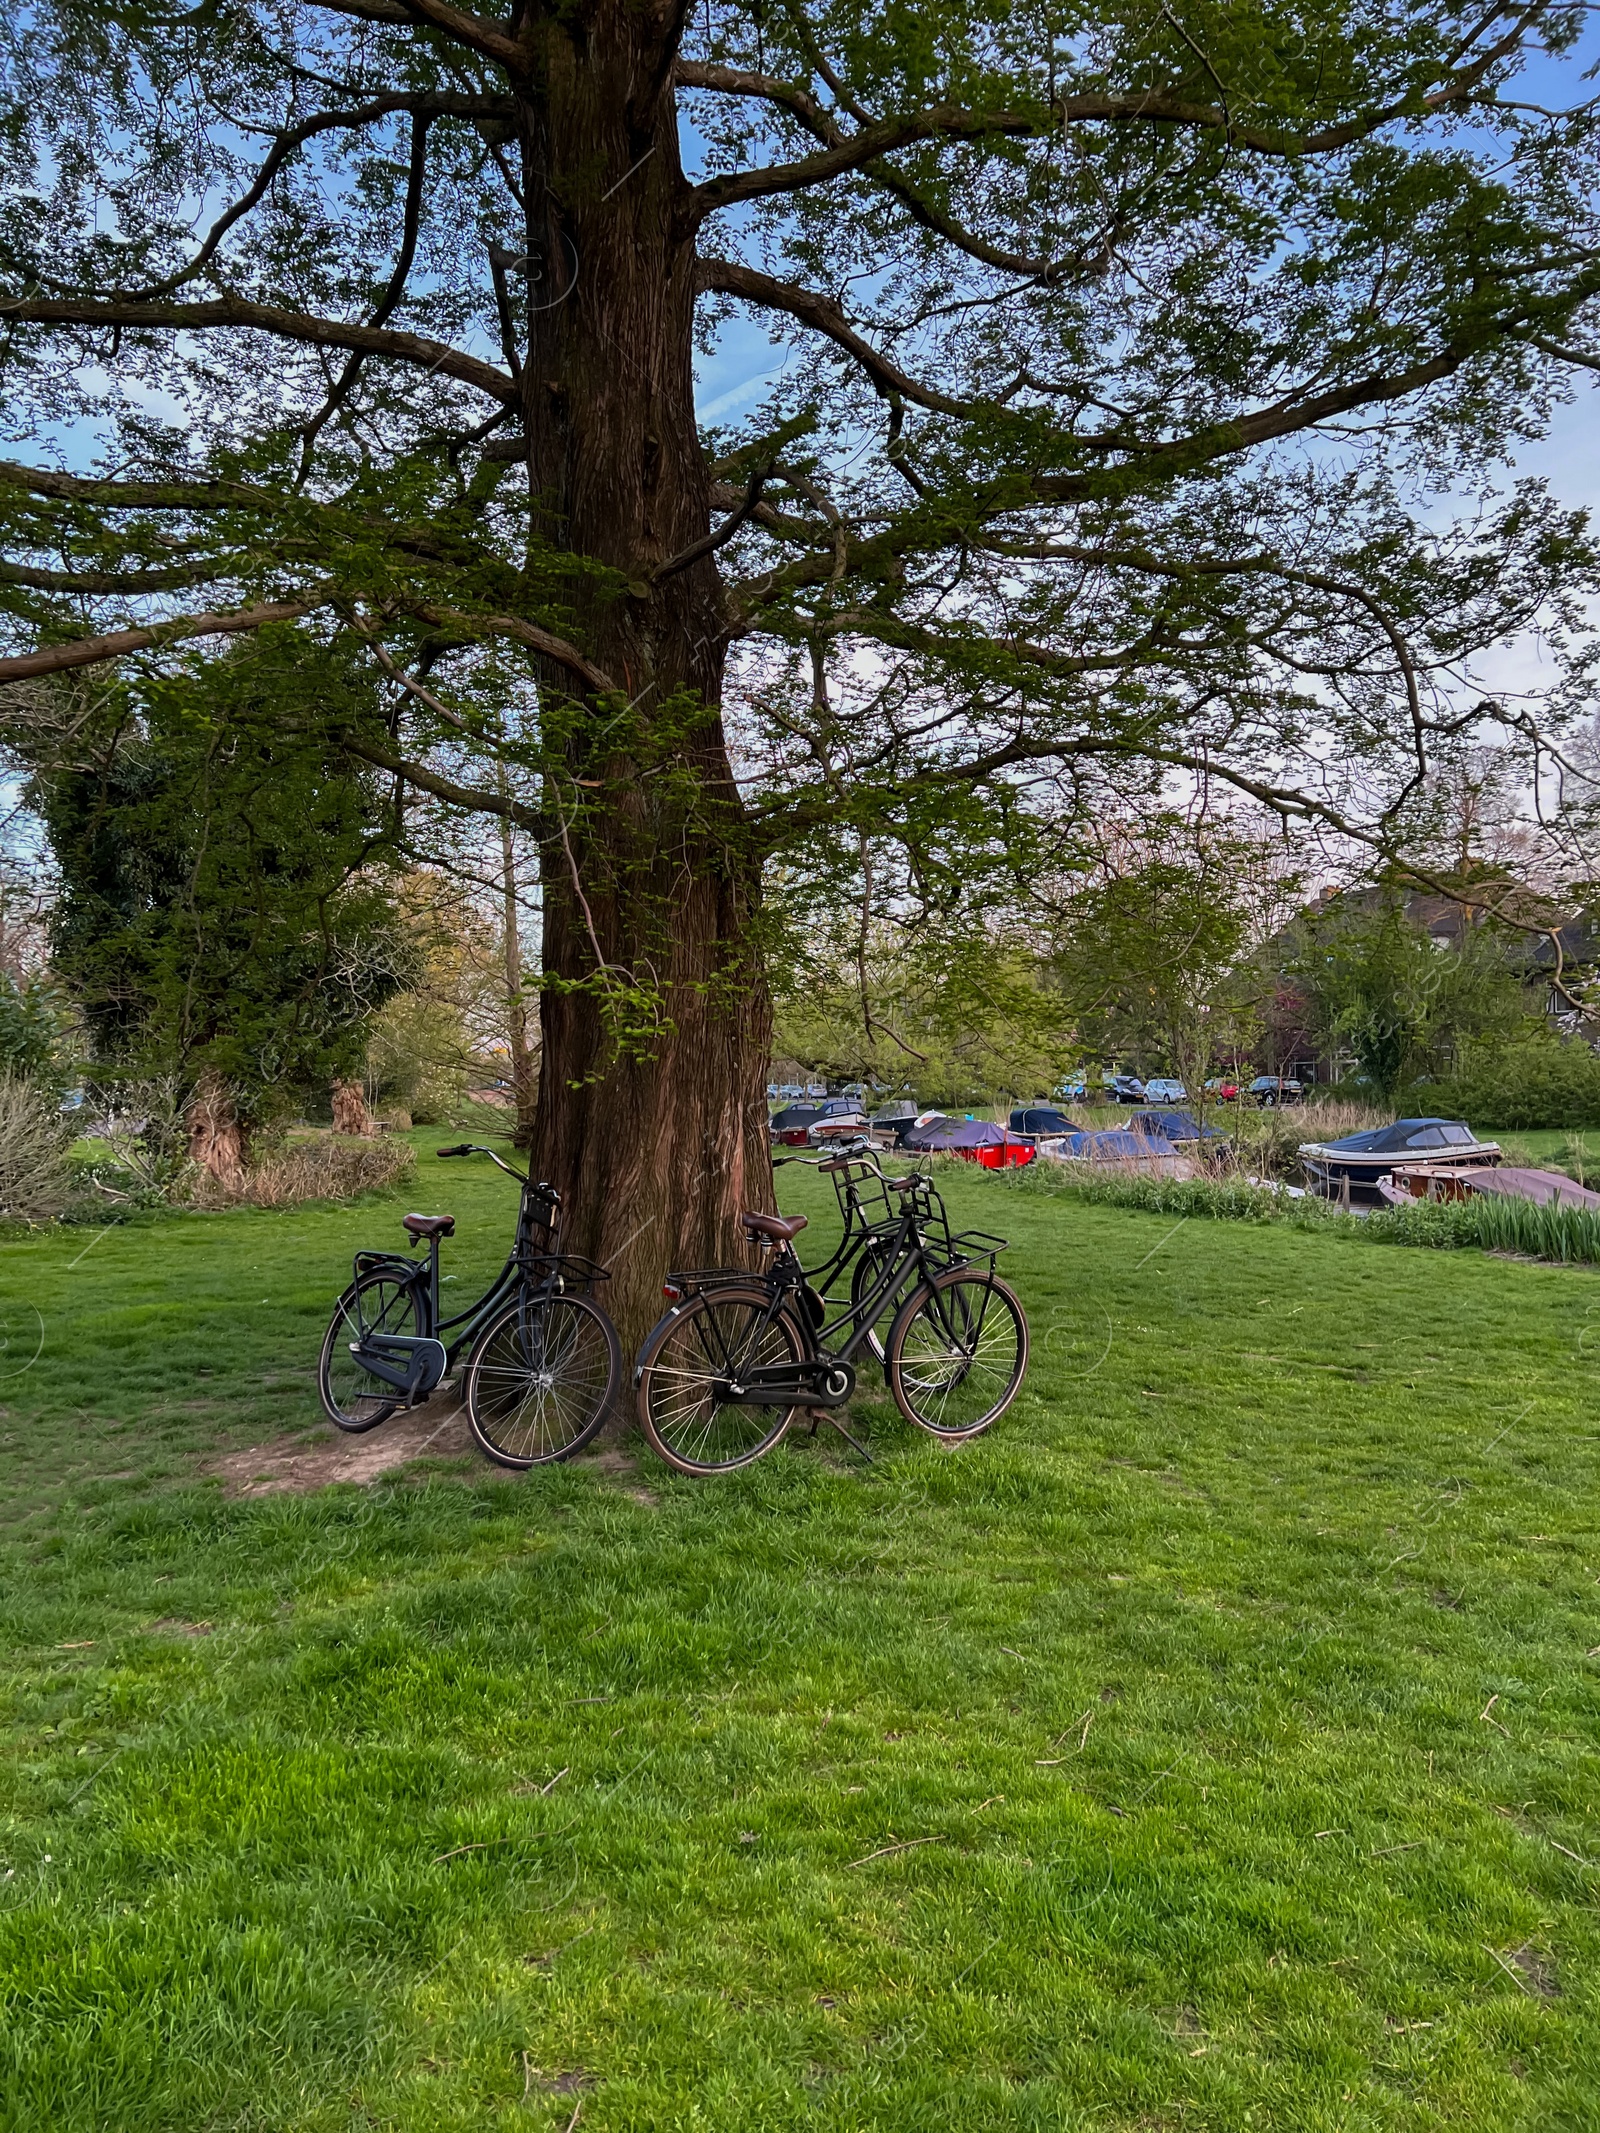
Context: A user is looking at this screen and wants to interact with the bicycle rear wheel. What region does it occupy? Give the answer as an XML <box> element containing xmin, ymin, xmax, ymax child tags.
<box><xmin>465</xmin><ymin>1291</ymin><xmax>621</xmax><ymax>1469</ymax></box>
<box><xmin>886</xmin><ymin>1267</ymin><xmax>1028</xmax><ymax>1440</ymax></box>
<box><xmin>318</xmin><ymin>1270</ymin><xmax>422</xmax><ymax>1433</ymax></box>
<box><xmin>635</xmin><ymin>1285</ymin><xmax>805</xmax><ymax>1475</ymax></box>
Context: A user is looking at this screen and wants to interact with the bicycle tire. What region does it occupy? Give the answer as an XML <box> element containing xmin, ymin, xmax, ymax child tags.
<box><xmin>635</xmin><ymin>1284</ymin><xmax>806</xmax><ymax>1475</ymax></box>
<box><xmin>465</xmin><ymin>1291</ymin><xmax>621</xmax><ymax>1469</ymax></box>
<box><xmin>318</xmin><ymin>1269</ymin><xmax>423</xmax><ymax>1433</ymax></box>
<box><xmin>886</xmin><ymin>1267</ymin><xmax>1028</xmax><ymax>1440</ymax></box>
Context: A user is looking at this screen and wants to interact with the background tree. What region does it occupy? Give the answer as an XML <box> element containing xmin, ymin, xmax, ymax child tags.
<box><xmin>773</xmin><ymin>918</ymin><xmax>1072</xmax><ymax>1108</ymax></box>
<box><xmin>1288</xmin><ymin>894</ymin><xmax>1529</xmax><ymax>1098</ymax></box>
<box><xmin>1047</xmin><ymin>814</ymin><xmax>1300</xmax><ymax>1115</ymax></box>
<box><xmin>2</xmin><ymin>0</ymin><xmax>1600</xmax><ymax>1323</ymax></box>
<box><xmin>17</xmin><ymin>634</ymin><xmax>414</xmax><ymax>1169</ymax></box>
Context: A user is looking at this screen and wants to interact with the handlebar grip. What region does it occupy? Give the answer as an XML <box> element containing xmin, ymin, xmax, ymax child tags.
<box><xmin>436</xmin><ymin>1144</ymin><xmax>473</xmax><ymax>1157</ymax></box>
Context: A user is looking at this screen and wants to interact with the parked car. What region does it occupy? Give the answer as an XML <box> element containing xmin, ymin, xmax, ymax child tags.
<box><xmin>1104</xmin><ymin>1074</ymin><xmax>1145</xmax><ymax>1104</ymax></box>
<box><xmin>1249</xmin><ymin>1075</ymin><xmax>1304</xmax><ymax>1106</ymax></box>
<box><xmin>1202</xmin><ymin>1077</ymin><xmax>1241</xmax><ymax>1101</ymax></box>
<box><xmin>1141</xmin><ymin>1077</ymin><xmax>1188</xmax><ymax>1105</ymax></box>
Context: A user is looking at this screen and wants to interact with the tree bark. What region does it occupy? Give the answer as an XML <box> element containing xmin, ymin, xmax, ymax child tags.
<box><xmin>186</xmin><ymin>1069</ymin><xmax>246</xmax><ymax>1183</ymax></box>
<box><xmin>517</xmin><ymin>6</ymin><xmax>774</xmax><ymax>1343</ymax></box>
<box><xmin>496</xmin><ymin>798</ymin><xmax>539</xmax><ymax>1151</ymax></box>
<box><xmin>331</xmin><ymin>1079</ymin><xmax>374</xmax><ymax>1136</ymax></box>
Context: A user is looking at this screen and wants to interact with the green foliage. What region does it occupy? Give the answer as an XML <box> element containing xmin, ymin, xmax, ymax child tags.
<box><xmin>1465</xmin><ymin>1189</ymin><xmax>1600</xmax><ymax>1264</ymax></box>
<box><xmin>0</xmin><ymin>972</ymin><xmax>70</xmax><ymax>1090</ymax></box>
<box><xmin>2</xmin><ymin>0</ymin><xmax>1599</xmax><ymax>1120</ymax></box>
<box><xmin>1046</xmin><ymin>817</ymin><xmax>1300</xmax><ymax>1104</ymax></box>
<box><xmin>1006</xmin><ymin>1159</ymin><xmax>1358</xmax><ymax>1229</ymax></box>
<box><xmin>1416</xmin><ymin>1035</ymin><xmax>1600</xmax><ymax>1130</ymax></box>
<box><xmin>26</xmin><ymin>634</ymin><xmax>413</xmax><ymax>1124</ymax></box>
<box><xmin>773</xmin><ymin>924</ymin><xmax>1071</xmax><ymax>1105</ymax></box>
<box><xmin>1288</xmin><ymin>896</ymin><xmax>1528</xmax><ymax>1099</ymax></box>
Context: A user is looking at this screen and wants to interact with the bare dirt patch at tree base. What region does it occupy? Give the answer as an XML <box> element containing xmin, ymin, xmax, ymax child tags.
<box><xmin>211</xmin><ymin>1388</ymin><xmax>474</xmax><ymax>1497</ymax></box>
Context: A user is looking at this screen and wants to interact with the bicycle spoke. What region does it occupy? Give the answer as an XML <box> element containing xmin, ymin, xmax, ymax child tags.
<box><xmin>638</xmin><ymin>1290</ymin><xmax>802</xmax><ymax>1474</ymax></box>
<box><xmin>890</xmin><ymin>1273</ymin><xmax>1026</xmax><ymax>1439</ymax></box>
<box><xmin>467</xmin><ymin>1294</ymin><xmax>620</xmax><ymax>1467</ymax></box>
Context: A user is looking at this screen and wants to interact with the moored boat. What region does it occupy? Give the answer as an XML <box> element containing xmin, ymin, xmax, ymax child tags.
<box><xmin>1300</xmin><ymin>1118</ymin><xmax>1500</xmax><ymax>1203</ymax></box>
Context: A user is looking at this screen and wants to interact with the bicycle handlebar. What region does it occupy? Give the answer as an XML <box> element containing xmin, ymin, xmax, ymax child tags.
<box><xmin>436</xmin><ymin>1142</ymin><xmax>537</xmax><ymax>1188</ymax></box>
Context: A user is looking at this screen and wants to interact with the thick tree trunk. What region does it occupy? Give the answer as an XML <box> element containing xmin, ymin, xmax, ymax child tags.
<box><xmin>518</xmin><ymin>9</ymin><xmax>773</xmax><ymax>1343</ymax></box>
<box><xmin>496</xmin><ymin>804</ymin><xmax>539</xmax><ymax>1151</ymax></box>
<box><xmin>331</xmin><ymin>1079</ymin><xmax>373</xmax><ymax>1136</ymax></box>
<box><xmin>186</xmin><ymin>1069</ymin><xmax>246</xmax><ymax>1184</ymax></box>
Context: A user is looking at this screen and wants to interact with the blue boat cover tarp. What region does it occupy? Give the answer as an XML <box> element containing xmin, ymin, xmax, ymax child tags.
<box><xmin>1316</xmin><ymin>1117</ymin><xmax>1480</xmax><ymax>1156</ymax></box>
<box><xmin>1060</xmin><ymin>1128</ymin><xmax>1160</xmax><ymax>1159</ymax></box>
<box><xmin>905</xmin><ymin>1117</ymin><xmax>1010</xmax><ymax>1150</ymax></box>
<box><xmin>1129</xmin><ymin>1109</ymin><xmax>1227</xmax><ymax>1143</ymax></box>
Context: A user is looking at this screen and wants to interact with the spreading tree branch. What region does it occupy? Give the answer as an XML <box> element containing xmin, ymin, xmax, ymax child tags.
<box><xmin>305</xmin><ymin>0</ymin><xmax>525</xmax><ymax>68</ymax></box>
<box><xmin>0</xmin><ymin>595</ymin><xmax>330</xmax><ymax>681</ymax></box>
<box><xmin>697</xmin><ymin>257</ymin><xmax>967</xmax><ymax>413</ymax></box>
<box><xmin>0</xmin><ymin>297</ymin><xmax>517</xmax><ymax>405</ymax></box>
<box><xmin>135</xmin><ymin>92</ymin><xmax>513</xmax><ymax>299</ymax></box>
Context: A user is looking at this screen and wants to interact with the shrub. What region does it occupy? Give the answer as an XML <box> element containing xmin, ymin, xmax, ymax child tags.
<box><xmin>1413</xmin><ymin>1038</ymin><xmax>1600</xmax><ymax>1131</ymax></box>
<box><xmin>74</xmin><ymin>1077</ymin><xmax>194</xmax><ymax>1208</ymax></box>
<box><xmin>1463</xmin><ymin>1192</ymin><xmax>1600</xmax><ymax>1265</ymax></box>
<box><xmin>1003</xmin><ymin>1158</ymin><xmax>1357</xmax><ymax>1231</ymax></box>
<box><xmin>0</xmin><ymin>1074</ymin><xmax>73</xmax><ymax>1222</ymax></box>
<box><xmin>0</xmin><ymin>974</ymin><xmax>72</xmax><ymax>1092</ymax></box>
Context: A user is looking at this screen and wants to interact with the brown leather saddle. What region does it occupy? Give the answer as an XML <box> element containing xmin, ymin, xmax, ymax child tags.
<box><xmin>741</xmin><ymin>1211</ymin><xmax>807</xmax><ymax>1246</ymax></box>
<box><xmin>402</xmin><ymin>1213</ymin><xmax>456</xmax><ymax>1240</ymax></box>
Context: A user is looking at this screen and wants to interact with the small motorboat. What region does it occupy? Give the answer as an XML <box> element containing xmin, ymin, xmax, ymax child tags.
<box><xmin>1380</xmin><ymin>1163</ymin><xmax>1600</xmax><ymax>1211</ymax></box>
<box><xmin>769</xmin><ymin>1101</ymin><xmax>823</xmax><ymax>1146</ymax></box>
<box><xmin>902</xmin><ymin>1117</ymin><xmax>1036</xmax><ymax>1167</ymax></box>
<box><xmin>1039</xmin><ymin>1127</ymin><xmax>1196</xmax><ymax>1173</ymax></box>
<box><xmin>1300</xmin><ymin>1118</ymin><xmax>1500</xmax><ymax>1204</ymax></box>
<box><xmin>1127</xmin><ymin>1109</ymin><xmax>1227</xmax><ymax>1146</ymax></box>
<box><xmin>1009</xmin><ymin>1105</ymin><xmax>1085</xmax><ymax>1137</ymax></box>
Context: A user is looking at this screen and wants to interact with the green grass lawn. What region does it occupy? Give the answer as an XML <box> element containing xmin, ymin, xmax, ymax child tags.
<box><xmin>2</xmin><ymin>1137</ymin><xmax>1599</xmax><ymax>2129</ymax></box>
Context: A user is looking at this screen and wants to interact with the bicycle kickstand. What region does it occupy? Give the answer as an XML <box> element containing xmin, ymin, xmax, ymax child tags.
<box><xmin>806</xmin><ymin>1407</ymin><xmax>874</xmax><ymax>1465</ymax></box>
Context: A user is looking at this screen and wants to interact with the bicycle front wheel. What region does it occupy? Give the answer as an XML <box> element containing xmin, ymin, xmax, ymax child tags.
<box><xmin>886</xmin><ymin>1267</ymin><xmax>1028</xmax><ymax>1440</ymax></box>
<box><xmin>318</xmin><ymin>1270</ymin><xmax>422</xmax><ymax>1433</ymax></box>
<box><xmin>465</xmin><ymin>1292</ymin><xmax>621</xmax><ymax>1469</ymax></box>
<box><xmin>635</xmin><ymin>1285</ymin><xmax>805</xmax><ymax>1475</ymax></box>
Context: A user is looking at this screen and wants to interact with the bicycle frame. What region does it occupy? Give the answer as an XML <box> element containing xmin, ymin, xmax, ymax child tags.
<box><xmin>787</xmin><ymin>1153</ymin><xmax>903</xmax><ymax>1304</ymax></box>
<box><xmin>347</xmin><ymin>1146</ymin><xmax>607</xmax><ymax>1400</ymax></box>
<box><xmin>663</xmin><ymin>1147</ymin><xmax>1007</xmax><ymax>1410</ymax></box>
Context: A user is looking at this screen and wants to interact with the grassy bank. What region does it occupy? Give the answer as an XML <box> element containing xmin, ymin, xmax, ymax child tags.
<box><xmin>1</xmin><ymin>1144</ymin><xmax>1597</xmax><ymax>2128</ymax></box>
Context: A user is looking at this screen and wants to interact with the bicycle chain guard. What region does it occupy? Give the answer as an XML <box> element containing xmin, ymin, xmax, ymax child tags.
<box><xmin>349</xmin><ymin>1331</ymin><xmax>448</xmax><ymax>1404</ymax></box>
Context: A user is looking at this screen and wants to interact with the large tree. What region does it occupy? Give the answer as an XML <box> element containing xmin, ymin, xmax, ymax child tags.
<box><xmin>1</xmin><ymin>0</ymin><xmax>1598</xmax><ymax>1328</ymax></box>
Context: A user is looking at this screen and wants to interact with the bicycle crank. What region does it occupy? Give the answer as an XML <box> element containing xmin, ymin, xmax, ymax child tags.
<box><xmin>728</xmin><ymin>1359</ymin><xmax>857</xmax><ymax>1406</ymax></box>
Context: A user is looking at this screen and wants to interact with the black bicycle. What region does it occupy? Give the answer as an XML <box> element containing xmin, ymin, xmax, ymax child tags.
<box><xmin>787</xmin><ymin>1147</ymin><xmax>920</xmax><ymax>1366</ymax></box>
<box><xmin>317</xmin><ymin>1144</ymin><xmax>622</xmax><ymax>1468</ymax></box>
<box><xmin>633</xmin><ymin>1144</ymin><xmax>1029</xmax><ymax>1475</ymax></box>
